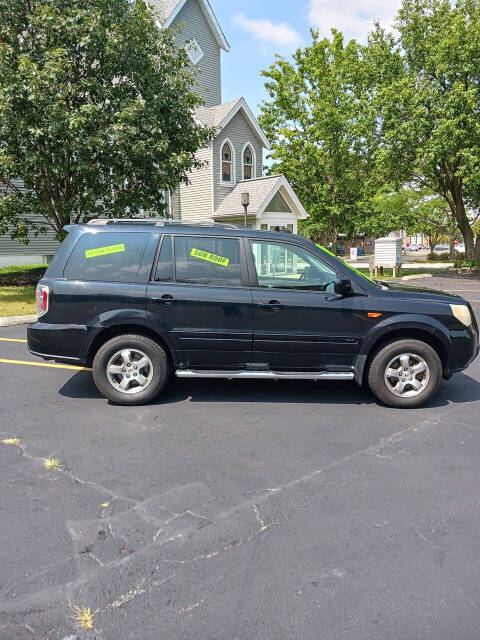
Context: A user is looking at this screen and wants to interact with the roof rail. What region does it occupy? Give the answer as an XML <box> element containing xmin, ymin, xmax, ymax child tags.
<box><xmin>87</xmin><ymin>218</ymin><xmax>242</xmax><ymax>230</ymax></box>
<box><xmin>88</xmin><ymin>218</ymin><xmax>165</xmax><ymax>226</ymax></box>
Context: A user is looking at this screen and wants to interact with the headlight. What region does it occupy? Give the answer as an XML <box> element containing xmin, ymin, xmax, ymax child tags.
<box><xmin>450</xmin><ymin>304</ymin><xmax>472</xmax><ymax>327</ymax></box>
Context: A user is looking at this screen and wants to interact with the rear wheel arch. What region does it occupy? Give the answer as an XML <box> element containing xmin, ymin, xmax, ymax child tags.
<box><xmin>87</xmin><ymin>325</ymin><xmax>175</xmax><ymax>368</ymax></box>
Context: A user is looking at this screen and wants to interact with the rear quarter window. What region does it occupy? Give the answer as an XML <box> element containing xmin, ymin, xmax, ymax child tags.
<box><xmin>63</xmin><ymin>232</ymin><xmax>150</xmax><ymax>282</ymax></box>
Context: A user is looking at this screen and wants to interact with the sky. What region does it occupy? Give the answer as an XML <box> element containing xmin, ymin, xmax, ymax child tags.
<box><xmin>211</xmin><ymin>0</ymin><xmax>401</xmax><ymax>115</ymax></box>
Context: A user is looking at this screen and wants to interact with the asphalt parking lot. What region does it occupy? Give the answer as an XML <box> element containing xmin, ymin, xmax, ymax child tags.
<box><xmin>1</xmin><ymin>275</ymin><xmax>480</xmax><ymax>640</ymax></box>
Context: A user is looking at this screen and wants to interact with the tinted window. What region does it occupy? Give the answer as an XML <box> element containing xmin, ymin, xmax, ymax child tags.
<box><xmin>154</xmin><ymin>235</ymin><xmax>174</xmax><ymax>282</ymax></box>
<box><xmin>64</xmin><ymin>232</ymin><xmax>149</xmax><ymax>282</ymax></box>
<box><xmin>250</xmin><ymin>240</ymin><xmax>337</xmax><ymax>291</ymax></box>
<box><xmin>174</xmin><ymin>236</ymin><xmax>242</xmax><ymax>287</ymax></box>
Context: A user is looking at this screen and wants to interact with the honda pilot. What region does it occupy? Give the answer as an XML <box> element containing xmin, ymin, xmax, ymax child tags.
<box><xmin>28</xmin><ymin>220</ymin><xmax>479</xmax><ymax>408</ymax></box>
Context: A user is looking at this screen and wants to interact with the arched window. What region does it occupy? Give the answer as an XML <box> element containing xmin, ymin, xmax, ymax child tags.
<box><xmin>221</xmin><ymin>142</ymin><xmax>233</xmax><ymax>183</ymax></box>
<box><xmin>243</xmin><ymin>145</ymin><xmax>254</xmax><ymax>180</ymax></box>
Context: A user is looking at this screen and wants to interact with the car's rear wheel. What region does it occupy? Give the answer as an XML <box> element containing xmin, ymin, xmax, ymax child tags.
<box><xmin>368</xmin><ymin>339</ymin><xmax>442</xmax><ymax>408</ymax></box>
<box><xmin>92</xmin><ymin>334</ymin><xmax>170</xmax><ymax>405</ymax></box>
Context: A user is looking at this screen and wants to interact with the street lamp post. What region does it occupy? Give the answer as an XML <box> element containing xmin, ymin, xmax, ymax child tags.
<box><xmin>241</xmin><ymin>191</ymin><xmax>250</xmax><ymax>229</ymax></box>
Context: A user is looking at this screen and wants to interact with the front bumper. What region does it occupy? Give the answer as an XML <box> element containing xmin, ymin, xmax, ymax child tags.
<box><xmin>447</xmin><ymin>325</ymin><xmax>479</xmax><ymax>376</ymax></box>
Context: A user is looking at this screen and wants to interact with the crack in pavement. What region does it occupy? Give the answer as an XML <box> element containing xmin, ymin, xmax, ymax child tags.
<box><xmin>0</xmin><ymin>412</ymin><xmax>458</xmax><ymax>631</ymax></box>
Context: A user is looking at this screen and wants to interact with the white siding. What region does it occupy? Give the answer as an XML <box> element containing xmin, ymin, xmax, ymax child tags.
<box><xmin>171</xmin><ymin>0</ymin><xmax>222</xmax><ymax>107</ymax></box>
<box><xmin>0</xmin><ymin>180</ymin><xmax>60</xmax><ymax>259</ymax></box>
<box><xmin>175</xmin><ymin>144</ymin><xmax>213</xmax><ymax>221</ymax></box>
<box><xmin>213</xmin><ymin>111</ymin><xmax>264</xmax><ymax>212</ymax></box>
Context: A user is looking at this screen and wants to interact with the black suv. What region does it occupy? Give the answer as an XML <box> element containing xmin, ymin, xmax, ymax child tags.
<box><xmin>28</xmin><ymin>220</ymin><xmax>478</xmax><ymax>408</ymax></box>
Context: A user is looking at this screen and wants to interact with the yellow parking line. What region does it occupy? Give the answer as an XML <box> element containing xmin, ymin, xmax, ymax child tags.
<box><xmin>0</xmin><ymin>358</ymin><xmax>91</xmax><ymax>371</ymax></box>
<box><xmin>0</xmin><ymin>338</ymin><xmax>28</xmax><ymax>343</ymax></box>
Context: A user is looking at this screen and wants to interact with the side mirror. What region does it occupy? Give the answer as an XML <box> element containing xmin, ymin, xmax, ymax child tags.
<box><xmin>334</xmin><ymin>278</ymin><xmax>352</xmax><ymax>297</ymax></box>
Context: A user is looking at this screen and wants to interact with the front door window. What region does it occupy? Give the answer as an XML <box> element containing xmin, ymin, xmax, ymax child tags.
<box><xmin>249</xmin><ymin>239</ymin><xmax>337</xmax><ymax>291</ymax></box>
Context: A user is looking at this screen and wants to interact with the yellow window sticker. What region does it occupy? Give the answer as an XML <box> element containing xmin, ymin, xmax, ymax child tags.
<box><xmin>85</xmin><ymin>244</ymin><xmax>125</xmax><ymax>259</ymax></box>
<box><xmin>190</xmin><ymin>248</ymin><xmax>230</xmax><ymax>267</ymax></box>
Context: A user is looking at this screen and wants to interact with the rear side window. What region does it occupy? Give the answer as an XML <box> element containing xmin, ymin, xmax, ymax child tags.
<box><xmin>64</xmin><ymin>232</ymin><xmax>149</xmax><ymax>282</ymax></box>
<box><xmin>174</xmin><ymin>236</ymin><xmax>242</xmax><ymax>287</ymax></box>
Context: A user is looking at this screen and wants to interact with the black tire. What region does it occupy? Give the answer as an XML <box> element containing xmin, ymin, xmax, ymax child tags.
<box><xmin>92</xmin><ymin>334</ymin><xmax>170</xmax><ymax>405</ymax></box>
<box><xmin>367</xmin><ymin>339</ymin><xmax>442</xmax><ymax>408</ymax></box>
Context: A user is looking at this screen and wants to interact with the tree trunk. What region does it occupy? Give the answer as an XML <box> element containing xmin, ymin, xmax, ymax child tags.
<box><xmin>475</xmin><ymin>236</ymin><xmax>480</xmax><ymax>266</ymax></box>
<box><xmin>449</xmin><ymin>218</ymin><xmax>456</xmax><ymax>260</ymax></box>
<box><xmin>447</xmin><ymin>178</ymin><xmax>477</xmax><ymax>263</ymax></box>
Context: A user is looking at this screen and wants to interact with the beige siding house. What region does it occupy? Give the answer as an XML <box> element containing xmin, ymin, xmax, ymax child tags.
<box><xmin>153</xmin><ymin>0</ymin><xmax>308</xmax><ymax>232</ymax></box>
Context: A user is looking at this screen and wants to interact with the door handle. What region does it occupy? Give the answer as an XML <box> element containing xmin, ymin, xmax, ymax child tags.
<box><xmin>151</xmin><ymin>294</ymin><xmax>177</xmax><ymax>306</ymax></box>
<box><xmin>259</xmin><ymin>300</ymin><xmax>284</xmax><ymax>312</ymax></box>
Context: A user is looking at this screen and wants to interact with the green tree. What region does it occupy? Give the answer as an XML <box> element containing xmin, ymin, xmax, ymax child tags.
<box><xmin>0</xmin><ymin>0</ymin><xmax>213</xmax><ymax>242</ymax></box>
<box><xmin>363</xmin><ymin>189</ymin><xmax>417</xmax><ymax>237</ymax></box>
<box><xmin>366</xmin><ymin>188</ymin><xmax>450</xmax><ymax>253</ymax></box>
<box><xmin>366</xmin><ymin>0</ymin><xmax>480</xmax><ymax>264</ymax></box>
<box><xmin>259</xmin><ymin>31</ymin><xmax>378</xmax><ymax>244</ymax></box>
<box><xmin>473</xmin><ymin>216</ymin><xmax>480</xmax><ymax>237</ymax></box>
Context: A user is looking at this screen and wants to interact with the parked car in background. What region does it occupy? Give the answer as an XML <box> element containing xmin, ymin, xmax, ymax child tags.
<box><xmin>408</xmin><ymin>244</ymin><xmax>420</xmax><ymax>251</ymax></box>
<box><xmin>433</xmin><ymin>243</ymin><xmax>450</xmax><ymax>253</ymax></box>
<box><xmin>456</xmin><ymin>243</ymin><xmax>465</xmax><ymax>254</ymax></box>
<box><xmin>28</xmin><ymin>220</ymin><xmax>478</xmax><ymax>409</ymax></box>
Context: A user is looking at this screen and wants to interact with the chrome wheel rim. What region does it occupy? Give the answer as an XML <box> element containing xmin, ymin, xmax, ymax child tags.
<box><xmin>106</xmin><ymin>349</ymin><xmax>154</xmax><ymax>395</ymax></box>
<box><xmin>384</xmin><ymin>353</ymin><xmax>430</xmax><ymax>398</ymax></box>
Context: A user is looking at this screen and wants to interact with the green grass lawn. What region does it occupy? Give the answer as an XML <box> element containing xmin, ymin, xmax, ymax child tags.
<box><xmin>0</xmin><ymin>286</ymin><xmax>36</xmax><ymax>316</ymax></box>
<box><xmin>355</xmin><ymin>267</ymin><xmax>445</xmax><ymax>280</ymax></box>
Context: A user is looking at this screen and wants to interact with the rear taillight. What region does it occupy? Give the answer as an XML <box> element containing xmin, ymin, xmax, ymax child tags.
<box><xmin>36</xmin><ymin>285</ymin><xmax>49</xmax><ymax>316</ymax></box>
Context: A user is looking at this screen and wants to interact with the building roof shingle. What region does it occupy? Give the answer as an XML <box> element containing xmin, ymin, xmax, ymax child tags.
<box><xmin>149</xmin><ymin>0</ymin><xmax>180</xmax><ymax>21</ymax></box>
<box><xmin>215</xmin><ymin>176</ymin><xmax>283</xmax><ymax>217</ymax></box>
<box><xmin>194</xmin><ymin>99</ymin><xmax>242</xmax><ymax>128</ymax></box>
<box><xmin>214</xmin><ymin>175</ymin><xmax>308</xmax><ymax>219</ymax></box>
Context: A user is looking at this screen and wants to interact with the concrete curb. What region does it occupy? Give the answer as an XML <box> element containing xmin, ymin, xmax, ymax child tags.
<box><xmin>0</xmin><ymin>314</ymin><xmax>37</xmax><ymax>327</ymax></box>
<box><xmin>347</xmin><ymin>261</ymin><xmax>453</xmax><ymax>270</ymax></box>
<box><xmin>401</xmin><ymin>274</ymin><xmax>433</xmax><ymax>282</ymax></box>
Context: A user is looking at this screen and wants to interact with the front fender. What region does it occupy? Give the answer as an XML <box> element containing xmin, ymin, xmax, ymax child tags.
<box><xmin>354</xmin><ymin>314</ymin><xmax>453</xmax><ymax>385</ymax></box>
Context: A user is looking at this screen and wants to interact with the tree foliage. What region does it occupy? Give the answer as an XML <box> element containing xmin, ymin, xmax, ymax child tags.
<box><xmin>368</xmin><ymin>188</ymin><xmax>450</xmax><ymax>251</ymax></box>
<box><xmin>365</xmin><ymin>0</ymin><xmax>480</xmax><ymax>262</ymax></box>
<box><xmin>259</xmin><ymin>31</ymin><xmax>378</xmax><ymax>244</ymax></box>
<box><xmin>0</xmin><ymin>0</ymin><xmax>213</xmax><ymax>241</ymax></box>
<box><xmin>261</xmin><ymin>0</ymin><xmax>480</xmax><ymax>264</ymax></box>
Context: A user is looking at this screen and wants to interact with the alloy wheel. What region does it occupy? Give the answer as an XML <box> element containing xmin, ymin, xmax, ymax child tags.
<box><xmin>106</xmin><ymin>348</ymin><xmax>154</xmax><ymax>395</ymax></box>
<box><xmin>384</xmin><ymin>353</ymin><xmax>430</xmax><ymax>398</ymax></box>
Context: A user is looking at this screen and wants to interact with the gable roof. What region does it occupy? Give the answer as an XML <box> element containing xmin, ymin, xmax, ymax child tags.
<box><xmin>195</xmin><ymin>97</ymin><xmax>271</xmax><ymax>149</ymax></box>
<box><xmin>214</xmin><ymin>175</ymin><xmax>308</xmax><ymax>219</ymax></box>
<box><xmin>150</xmin><ymin>0</ymin><xmax>230</xmax><ymax>51</ymax></box>
<box><xmin>195</xmin><ymin>98</ymin><xmax>241</xmax><ymax>128</ymax></box>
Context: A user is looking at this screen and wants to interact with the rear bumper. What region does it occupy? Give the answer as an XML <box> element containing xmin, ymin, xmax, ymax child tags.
<box><xmin>27</xmin><ymin>322</ymin><xmax>88</xmax><ymax>365</ymax></box>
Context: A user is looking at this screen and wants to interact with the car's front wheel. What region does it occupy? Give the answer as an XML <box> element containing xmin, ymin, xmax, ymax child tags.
<box><xmin>92</xmin><ymin>334</ymin><xmax>170</xmax><ymax>405</ymax></box>
<box><xmin>368</xmin><ymin>339</ymin><xmax>442</xmax><ymax>408</ymax></box>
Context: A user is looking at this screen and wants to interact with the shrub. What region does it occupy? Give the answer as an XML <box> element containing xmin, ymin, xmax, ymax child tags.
<box><xmin>0</xmin><ymin>264</ymin><xmax>48</xmax><ymax>286</ymax></box>
<box><xmin>427</xmin><ymin>252</ymin><xmax>452</xmax><ymax>262</ymax></box>
<box><xmin>454</xmin><ymin>259</ymin><xmax>477</xmax><ymax>269</ymax></box>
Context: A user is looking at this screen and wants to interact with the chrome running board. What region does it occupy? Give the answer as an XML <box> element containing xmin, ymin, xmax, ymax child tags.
<box><xmin>176</xmin><ymin>370</ymin><xmax>354</xmax><ymax>381</ymax></box>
